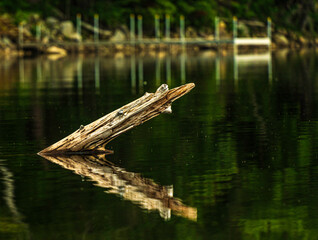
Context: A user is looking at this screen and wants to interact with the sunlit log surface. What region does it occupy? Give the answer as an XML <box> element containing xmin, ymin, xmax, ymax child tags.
<box><xmin>39</xmin><ymin>154</ymin><xmax>197</xmax><ymax>221</ymax></box>
<box><xmin>39</xmin><ymin>83</ymin><xmax>195</xmax><ymax>155</ymax></box>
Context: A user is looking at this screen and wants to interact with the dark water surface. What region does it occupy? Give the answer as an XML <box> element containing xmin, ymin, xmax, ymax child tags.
<box><xmin>1</xmin><ymin>50</ymin><xmax>318</xmax><ymax>239</ymax></box>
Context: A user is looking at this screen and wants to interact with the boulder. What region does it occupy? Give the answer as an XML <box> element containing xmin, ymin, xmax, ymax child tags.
<box><xmin>298</xmin><ymin>36</ymin><xmax>308</xmax><ymax>45</ymax></box>
<box><xmin>46</xmin><ymin>17</ymin><xmax>59</xmax><ymax>28</ymax></box>
<box><xmin>64</xmin><ymin>32</ymin><xmax>82</xmax><ymax>42</ymax></box>
<box><xmin>2</xmin><ymin>37</ymin><xmax>12</xmax><ymax>45</ymax></box>
<box><xmin>110</xmin><ymin>30</ymin><xmax>126</xmax><ymax>42</ymax></box>
<box><xmin>186</xmin><ymin>27</ymin><xmax>197</xmax><ymax>38</ymax></box>
<box><xmin>273</xmin><ymin>34</ymin><xmax>289</xmax><ymax>46</ymax></box>
<box><xmin>60</xmin><ymin>21</ymin><xmax>75</xmax><ymax>37</ymax></box>
<box><xmin>46</xmin><ymin>46</ymin><xmax>67</xmax><ymax>55</ymax></box>
<box><xmin>206</xmin><ymin>35</ymin><xmax>214</xmax><ymax>40</ymax></box>
<box><xmin>42</xmin><ymin>36</ymin><xmax>49</xmax><ymax>44</ymax></box>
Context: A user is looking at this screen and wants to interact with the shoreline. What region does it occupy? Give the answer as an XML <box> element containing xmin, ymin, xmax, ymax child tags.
<box><xmin>0</xmin><ymin>39</ymin><xmax>315</xmax><ymax>58</ymax></box>
<box><xmin>0</xmin><ymin>13</ymin><xmax>316</xmax><ymax>57</ymax></box>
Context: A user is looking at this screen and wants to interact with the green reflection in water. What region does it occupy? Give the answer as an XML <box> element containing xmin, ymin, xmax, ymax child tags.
<box><xmin>0</xmin><ymin>50</ymin><xmax>318</xmax><ymax>239</ymax></box>
<box><xmin>0</xmin><ymin>163</ymin><xmax>30</xmax><ymax>240</ymax></box>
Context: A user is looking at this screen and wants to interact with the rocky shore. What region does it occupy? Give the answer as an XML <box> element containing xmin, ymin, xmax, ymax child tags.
<box><xmin>0</xmin><ymin>13</ymin><xmax>316</xmax><ymax>57</ymax></box>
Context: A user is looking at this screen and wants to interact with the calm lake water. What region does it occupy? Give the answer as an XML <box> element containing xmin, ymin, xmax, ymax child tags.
<box><xmin>1</xmin><ymin>49</ymin><xmax>318</xmax><ymax>239</ymax></box>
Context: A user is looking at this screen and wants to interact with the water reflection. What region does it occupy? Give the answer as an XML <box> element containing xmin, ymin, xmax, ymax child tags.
<box><xmin>180</xmin><ymin>52</ymin><xmax>186</xmax><ymax>84</ymax></box>
<box><xmin>0</xmin><ymin>162</ymin><xmax>30</xmax><ymax>239</ymax></box>
<box><xmin>39</xmin><ymin>154</ymin><xmax>197</xmax><ymax>221</ymax></box>
<box><xmin>2</xmin><ymin>49</ymin><xmax>318</xmax><ymax>239</ymax></box>
<box><xmin>77</xmin><ymin>56</ymin><xmax>83</xmax><ymax>90</ymax></box>
<box><xmin>233</xmin><ymin>52</ymin><xmax>272</xmax><ymax>82</ymax></box>
<box><xmin>94</xmin><ymin>57</ymin><xmax>100</xmax><ymax>91</ymax></box>
<box><xmin>4</xmin><ymin>50</ymin><xmax>274</xmax><ymax>94</ymax></box>
<box><xmin>166</xmin><ymin>54</ymin><xmax>171</xmax><ymax>85</ymax></box>
<box><xmin>138</xmin><ymin>57</ymin><xmax>144</xmax><ymax>93</ymax></box>
<box><xmin>130</xmin><ymin>54</ymin><xmax>136</xmax><ymax>94</ymax></box>
<box><xmin>155</xmin><ymin>56</ymin><xmax>161</xmax><ymax>86</ymax></box>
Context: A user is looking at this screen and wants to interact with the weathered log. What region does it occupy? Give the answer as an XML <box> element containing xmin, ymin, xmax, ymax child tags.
<box><xmin>39</xmin><ymin>83</ymin><xmax>195</xmax><ymax>155</ymax></box>
<box><xmin>39</xmin><ymin>153</ymin><xmax>197</xmax><ymax>221</ymax></box>
<box><xmin>81</xmin><ymin>21</ymin><xmax>112</xmax><ymax>38</ymax></box>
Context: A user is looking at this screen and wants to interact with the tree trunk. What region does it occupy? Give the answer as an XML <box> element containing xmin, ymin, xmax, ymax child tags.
<box><xmin>39</xmin><ymin>83</ymin><xmax>195</xmax><ymax>155</ymax></box>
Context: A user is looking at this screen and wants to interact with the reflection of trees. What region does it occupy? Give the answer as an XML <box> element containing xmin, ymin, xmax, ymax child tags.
<box><xmin>3</xmin><ymin>51</ymin><xmax>318</xmax><ymax>238</ymax></box>
<box><xmin>0</xmin><ymin>164</ymin><xmax>30</xmax><ymax>239</ymax></box>
<box><xmin>217</xmin><ymin>50</ymin><xmax>318</xmax><ymax>238</ymax></box>
<box><xmin>39</xmin><ymin>154</ymin><xmax>197</xmax><ymax>221</ymax></box>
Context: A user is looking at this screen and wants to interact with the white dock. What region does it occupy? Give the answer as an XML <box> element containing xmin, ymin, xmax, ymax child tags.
<box><xmin>233</xmin><ymin>38</ymin><xmax>271</xmax><ymax>46</ymax></box>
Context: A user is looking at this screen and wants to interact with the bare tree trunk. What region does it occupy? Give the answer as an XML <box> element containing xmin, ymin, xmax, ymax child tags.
<box><xmin>39</xmin><ymin>83</ymin><xmax>195</xmax><ymax>155</ymax></box>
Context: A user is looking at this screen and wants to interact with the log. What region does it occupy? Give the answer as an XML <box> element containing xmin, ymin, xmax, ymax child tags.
<box><xmin>39</xmin><ymin>83</ymin><xmax>195</xmax><ymax>155</ymax></box>
<box><xmin>39</xmin><ymin>153</ymin><xmax>197</xmax><ymax>221</ymax></box>
<box><xmin>81</xmin><ymin>21</ymin><xmax>112</xmax><ymax>38</ymax></box>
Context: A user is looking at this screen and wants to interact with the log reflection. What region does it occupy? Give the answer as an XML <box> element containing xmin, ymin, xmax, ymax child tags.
<box><xmin>39</xmin><ymin>154</ymin><xmax>197</xmax><ymax>221</ymax></box>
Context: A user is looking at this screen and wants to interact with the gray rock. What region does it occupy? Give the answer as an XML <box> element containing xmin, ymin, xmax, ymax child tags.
<box><xmin>298</xmin><ymin>36</ymin><xmax>308</xmax><ymax>45</ymax></box>
<box><xmin>110</xmin><ymin>30</ymin><xmax>126</xmax><ymax>42</ymax></box>
<box><xmin>42</xmin><ymin>36</ymin><xmax>49</xmax><ymax>44</ymax></box>
<box><xmin>2</xmin><ymin>37</ymin><xmax>12</xmax><ymax>45</ymax></box>
<box><xmin>64</xmin><ymin>32</ymin><xmax>82</xmax><ymax>42</ymax></box>
<box><xmin>206</xmin><ymin>35</ymin><xmax>214</xmax><ymax>40</ymax></box>
<box><xmin>46</xmin><ymin>17</ymin><xmax>59</xmax><ymax>28</ymax></box>
<box><xmin>60</xmin><ymin>21</ymin><xmax>75</xmax><ymax>37</ymax></box>
<box><xmin>46</xmin><ymin>46</ymin><xmax>67</xmax><ymax>55</ymax></box>
<box><xmin>273</xmin><ymin>34</ymin><xmax>289</xmax><ymax>46</ymax></box>
<box><xmin>186</xmin><ymin>27</ymin><xmax>197</xmax><ymax>38</ymax></box>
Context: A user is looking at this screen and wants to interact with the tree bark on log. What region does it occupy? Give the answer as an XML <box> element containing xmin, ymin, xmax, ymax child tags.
<box><xmin>39</xmin><ymin>83</ymin><xmax>195</xmax><ymax>155</ymax></box>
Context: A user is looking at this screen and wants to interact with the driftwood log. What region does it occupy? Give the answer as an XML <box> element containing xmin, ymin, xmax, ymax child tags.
<box><xmin>81</xmin><ymin>21</ymin><xmax>112</xmax><ymax>38</ymax></box>
<box><xmin>39</xmin><ymin>154</ymin><xmax>197</xmax><ymax>220</ymax></box>
<box><xmin>39</xmin><ymin>83</ymin><xmax>195</xmax><ymax>155</ymax></box>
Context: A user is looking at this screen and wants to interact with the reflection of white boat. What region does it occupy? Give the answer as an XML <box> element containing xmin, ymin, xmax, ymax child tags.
<box><xmin>40</xmin><ymin>154</ymin><xmax>197</xmax><ymax>221</ymax></box>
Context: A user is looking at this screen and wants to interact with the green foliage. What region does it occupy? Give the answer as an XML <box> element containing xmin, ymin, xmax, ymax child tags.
<box><xmin>0</xmin><ymin>0</ymin><xmax>30</xmax><ymax>13</ymax></box>
<box><xmin>13</xmin><ymin>10</ymin><xmax>35</xmax><ymax>24</ymax></box>
<box><xmin>0</xmin><ymin>1</ymin><xmax>318</xmax><ymax>38</ymax></box>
